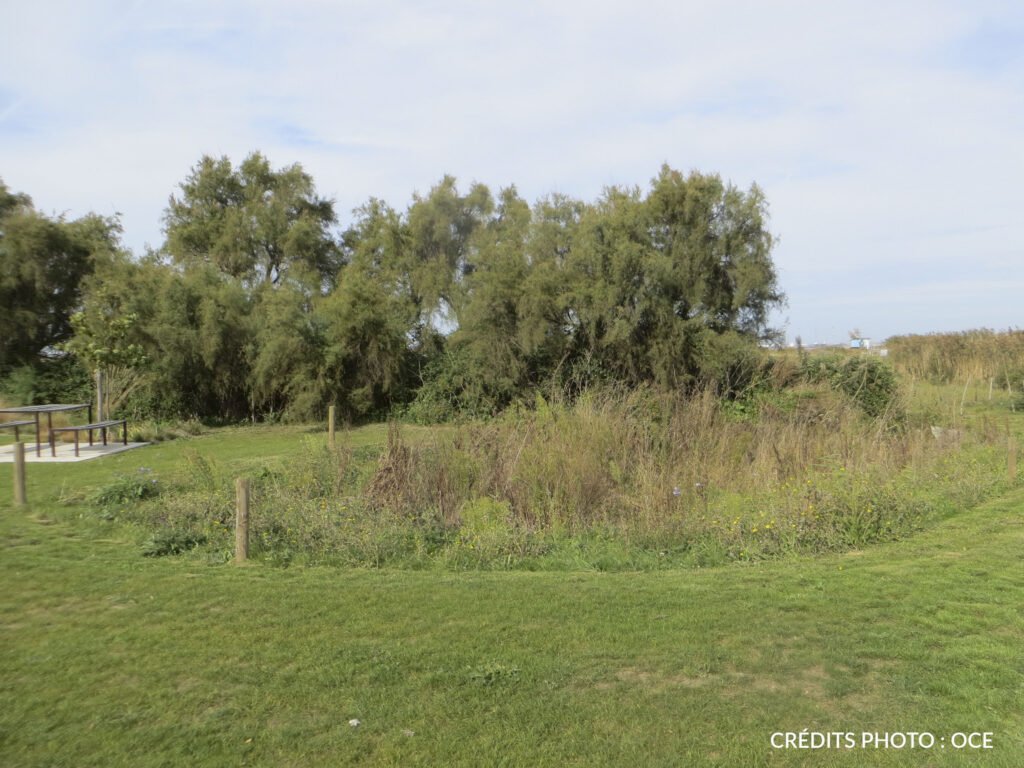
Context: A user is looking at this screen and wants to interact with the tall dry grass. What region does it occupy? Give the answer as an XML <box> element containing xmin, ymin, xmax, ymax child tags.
<box><xmin>121</xmin><ymin>385</ymin><xmax>1015</xmax><ymax>568</ymax></box>
<box><xmin>887</xmin><ymin>329</ymin><xmax>1024</xmax><ymax>388</ymax></box>
<box><xmin>357</xmin><ymin>385</ymin><xmax>1002</xmax><ymax>560</ymax></box>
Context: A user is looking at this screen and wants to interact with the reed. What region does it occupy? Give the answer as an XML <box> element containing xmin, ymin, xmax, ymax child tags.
<box><xmin>887</xmin><ymin>328</ymin><xmax>1024</xmax><ymax>388</ymax></box>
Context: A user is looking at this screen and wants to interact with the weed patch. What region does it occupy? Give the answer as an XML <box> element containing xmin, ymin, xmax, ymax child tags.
<box><xmin>468</xmin><ymin>661</ymin><xmax>520</xmax><ymax>687</ymax></box>
<box><xmin>108</xmin><ymin>386</ymin><xmax>1018</xmax><ymax>570</ymax></box>
<box><xmin>142</xmin><ymin>529</ymin><xmax>208</xmax><ymax>557</ymax></box>
<box><xmin>90</xmin><ymin>468</ymin><xmax>161</xmax><ymax>508</ymax></box>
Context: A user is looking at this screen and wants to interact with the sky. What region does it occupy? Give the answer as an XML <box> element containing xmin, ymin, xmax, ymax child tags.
<box><xmin>2</xmin><ymin>0</ymin><xmax>1022</xmax><ymax>344</ymax></box>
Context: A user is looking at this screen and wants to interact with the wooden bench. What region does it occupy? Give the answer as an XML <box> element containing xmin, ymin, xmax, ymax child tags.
<box><xmin>0</xmin><ymin>420</ymin><xmax>35</xmax><ymax>442</ymax></box>
<box><xmin>49</xmin><ymin>419</ymin><xmax>128</xmax><ymax>457</ymax></box>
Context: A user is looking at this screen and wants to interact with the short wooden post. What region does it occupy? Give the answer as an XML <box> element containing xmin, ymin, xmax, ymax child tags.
<box><xmin>13</xmin><ymin>442</ymin><xmax>27</xmax><ymax>506</ymax></box>
<box><xmin>1010</xmin><ymin>438</ymin><xmax>1018</xmax><ymax>484</ymax></box>
<box><xmin>328</xmin><ymin>405</ymin><xmax>336</xmax><ymax>449</ymax></box>
<box><xmin>959</xmin><ymin>376</ymin><xmax>971</xmax><ymax>414</ymax></box>
<box><xmin>235</xmin><ymin>477</ymin><xmax>250</xmax><ymax>563</ymax></box>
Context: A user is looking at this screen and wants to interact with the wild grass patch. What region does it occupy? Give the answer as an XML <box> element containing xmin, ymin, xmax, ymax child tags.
<box><xmin>117</xmin><ymin>385</ymin><xmax>1017</xmax><ymax>569</ymax></box>
<box><xmin>887</xmin><ymin>328</ymin><xmax>1024</xmax><ymax>388</ymax></box>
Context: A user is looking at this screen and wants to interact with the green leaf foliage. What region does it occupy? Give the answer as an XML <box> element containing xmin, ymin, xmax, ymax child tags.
<box><xmin>5</xmin><ymin>159</ymin><xmax>785</xmax><ymax>422</ymax></box>
<box><xmin>800</xmin><ymin>353</ymin><xmax>903</xmax><ymax>419</ymax></box>
<box><xmin>0</xmin><ymin>178</ymin><xmax>121</xmax><ymax>372</ymax></box>
<box><xmin>163</xmin><ymin>152</ymin><xmax>341</xmax><ymax>290</ymax></box>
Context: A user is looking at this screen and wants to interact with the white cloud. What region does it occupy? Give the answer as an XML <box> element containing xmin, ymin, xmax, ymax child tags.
<box><xmin>2</xmin><ymin>0</ymin><xmax>1022</xmax><ymax>340</ymax></box>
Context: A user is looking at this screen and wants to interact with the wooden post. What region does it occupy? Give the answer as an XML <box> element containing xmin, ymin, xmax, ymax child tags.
<box><xmin>95</xmin><ymin>369</ymin><xmax>104</xmax><ymax>422</ymax></box>
<box><xmin>13</xmin><ymin>442</ymin><xmax>27</xmax><ymax>507</ymax></box>
<box><xmin>1010</xmin><ymin>438</ymin><xmax>1018</xmax><ymax>484</ymax></box>
<box><xmin>328</xmin><ymin>405</ymin><xmax>336</xmax><ymax>449</ymax></box>
<box><xmin>235</xmin><ymin>477</ymin><xmax>250</xmax><ymax>563</ymax></box>
<box><xmin>959</xmin><ymin>376</ymin><xmax>971</xmax><ymax>414</ymax></box>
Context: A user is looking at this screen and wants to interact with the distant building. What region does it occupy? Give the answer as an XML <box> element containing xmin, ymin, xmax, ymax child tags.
<box><xmin>850</xmin><ymin>337</ymin><xmax>872</xmax><ymax>350</ymax></box>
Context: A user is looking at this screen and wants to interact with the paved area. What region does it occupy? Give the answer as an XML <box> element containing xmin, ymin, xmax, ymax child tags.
<box><xmin>0</xmin><ymin>442</ymin><xmax>149</xmax><ymax>463</ymax></box>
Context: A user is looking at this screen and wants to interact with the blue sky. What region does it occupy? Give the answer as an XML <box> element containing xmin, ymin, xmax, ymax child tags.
<box><xmin>2</xmin><ymin>0</ymin><xmax>1022</xmax><ymax>344</ymax></box>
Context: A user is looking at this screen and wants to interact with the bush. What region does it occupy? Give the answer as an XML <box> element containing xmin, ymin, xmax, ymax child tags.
<box><xmin>404</xmin><ymin>347</ymin><xmax>512</xmax><ymax>424</ymax></box>
<box><xmin>698</xmin><ymin>332</ymin><xmax>773</xmax><ymax>398</ymax></box>
<box><xmin>0</xmin><ymin>355</ymin><xmax>92</xmax><ymax>406</ymax></box>
<box><xmin>451</xmin><ymin>497</ymin><xmax>519</xmax><ymax>566</ymax></box>
<box><xmin>800</xmin><ymin>354</ymin><xmax>902</xmax><ymax>419</ymax></box>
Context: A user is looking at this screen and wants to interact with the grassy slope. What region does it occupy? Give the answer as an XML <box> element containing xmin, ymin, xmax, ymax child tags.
<box><xmin>1</xmin><ymin>425</ymin><xmax>1022</xmax><ymax>767</ymax></box>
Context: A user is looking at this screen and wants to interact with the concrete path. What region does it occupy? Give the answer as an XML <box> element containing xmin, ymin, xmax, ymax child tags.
<box><xmin>0</xmin><ymin>442</ymin><xmax>149</xmax><ymax>463</ymax></box>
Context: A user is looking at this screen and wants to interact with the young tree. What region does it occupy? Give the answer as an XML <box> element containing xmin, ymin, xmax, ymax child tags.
<box><xmin>645</xmin><ymin>166</ymin><xmax>780</xmax><ymax>339</ymax></box>
<box><xmin>518</xmin><ymin>195</ymin><xmax>586</xmax><ymax>383</ymax></box>
<box><xmin>148</xmin><ymin>265</ymin><xmax>254</xmax><ymax>420</ymax></box>
<box><xmin>67</xmin><ymin>277</ymin><xmax>150</xmax><ymax>417</ymax></box>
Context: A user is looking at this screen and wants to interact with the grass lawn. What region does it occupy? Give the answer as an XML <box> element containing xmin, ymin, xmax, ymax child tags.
<box><xmin>1</xmin><ymin>425</ymin><xmax>1022</xmax><ymax>766</ymax></box>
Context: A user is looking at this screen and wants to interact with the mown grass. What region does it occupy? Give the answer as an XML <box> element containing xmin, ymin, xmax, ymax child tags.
<box><xmin>1</xmin><ymin>461</ymin><xmax>1022</xmax><ymax>766</ymax></box>
<box><xmin>1</xmin><ymin>395</ymin><xmax>1023</xmax><ymax>766</ymax></box>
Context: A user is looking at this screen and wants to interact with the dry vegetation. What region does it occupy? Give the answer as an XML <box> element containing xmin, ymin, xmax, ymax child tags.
<box><xmin>355</xmin><ymin>385</ymin><xmax>1004</xmax><ymax>562</ymax></box>
<box><xmin>114</xmin><ymin>375</ymin><xmax>1015</xmax><ymax>569</ymax></box>
<box><xmin>887</xmin><ymin>328</ymin><xmax>1024</xmax><ymax>388</ymax></box>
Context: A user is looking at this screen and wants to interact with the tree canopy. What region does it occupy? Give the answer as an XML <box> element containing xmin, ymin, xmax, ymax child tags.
<box><xmin>163</xmin><ymin>152</ymin><xmax>341</xmax><ymax>291</ymax></box>
<box><xmin>0</xmin><ymin>179</ymin><xmax>122</xmax><ymax>372</ymax></box>
<box><xmin>12</xmin><ymin>157</ymin><xmax>783</xmax><ymax>421</ymax></box>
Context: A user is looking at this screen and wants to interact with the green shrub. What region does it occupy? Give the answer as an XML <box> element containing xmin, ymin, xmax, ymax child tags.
<box><xmin>698</xmin><ymin>331</ymin><xmax>772</xmax><ymax>398</ymax></box>
<box><xmin>404</xmin><ymin>347</ymin><xmax>521</xmax><ymax>424</ymax></box>
<box><xmin>0</xmin><ymin>356</ymin><xmax>92</xmax><ymax>406</ymax></box>
<box><xmin>800</xmin><ymin>353</ymin><xmax>902</xmax><ymax>419</ymax></box>
<box><xmin>120</xmin><ymin>385</ymin><xmax>1013</xmax><ymax>570</ymax></box>
<box><xmin>451</xmin><ymin>497</ymin><xmax>518</xmax><ymax>566</ymax></box>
